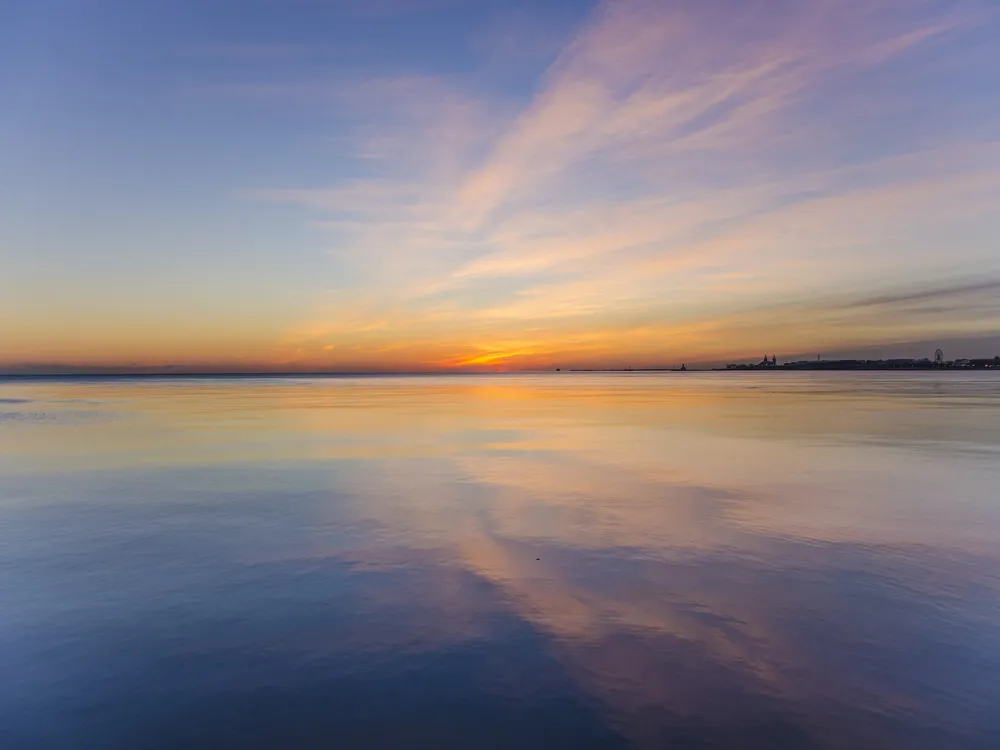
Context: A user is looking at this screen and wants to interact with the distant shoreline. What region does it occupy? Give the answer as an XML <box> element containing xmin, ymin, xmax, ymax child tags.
<box><xmin>3</xmin><ymin>367</ymin><xmax>997</xmax><ymax>379</ymax></box>
<box><xmin>572</xmin><ymin>367</ymin><xmax>999</xmax><ymax>372</ymax></box>
<box><xmin>715</xmin><ymin>363</ymin><xmax>999</xmax><ymax>372</ymax></box>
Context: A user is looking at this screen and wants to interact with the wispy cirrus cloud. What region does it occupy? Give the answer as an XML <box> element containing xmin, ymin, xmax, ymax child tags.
<box><xmin>247</xmin><ymin>0</ymin><xmax>1000</xmax><ymax>369</ymax></box>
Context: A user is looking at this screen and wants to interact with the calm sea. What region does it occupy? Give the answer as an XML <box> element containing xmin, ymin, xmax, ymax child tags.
<box><xmin>2</xmin><ymin>372</ymin><xmax>999</xmax><ymax>749</ymax></box>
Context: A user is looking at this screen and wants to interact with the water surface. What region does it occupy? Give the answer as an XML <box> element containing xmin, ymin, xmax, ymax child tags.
<box><xmin>2</xmin><ymin>373</ymin><xmax>999</xmax><ymax>749</ymax></box>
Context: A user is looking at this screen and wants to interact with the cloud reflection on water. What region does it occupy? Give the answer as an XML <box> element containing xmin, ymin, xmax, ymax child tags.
<box><xmin>1</xmin><ymin>373</ymin><xmax>999</xmax><ymax>748</ymax></box>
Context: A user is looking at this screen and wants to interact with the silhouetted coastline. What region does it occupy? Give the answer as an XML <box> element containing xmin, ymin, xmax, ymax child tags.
<box><xmin>718</xmin><ymin>355</ymin><xmax>1000</xmax><ymax>371</ymax></box>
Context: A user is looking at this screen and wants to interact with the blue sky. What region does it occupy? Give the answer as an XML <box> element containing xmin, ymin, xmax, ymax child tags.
<box><xmin>3</xmin><ymin>0</ymin><xmax>1000</xmax><ymax>371</ymax></box>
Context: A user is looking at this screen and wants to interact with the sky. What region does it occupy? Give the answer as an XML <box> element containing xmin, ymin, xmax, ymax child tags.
<box><xmin>2</xmin><ymin>0</ymin><xmax>1000</xmax><ymax>372</ymax></box>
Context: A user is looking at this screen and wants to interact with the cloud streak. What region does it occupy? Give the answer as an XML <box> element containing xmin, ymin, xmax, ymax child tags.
<box><xmin>248</xmin><ymin>0</ymin><xmax>1000</xmax><ymax>369</ymax></box>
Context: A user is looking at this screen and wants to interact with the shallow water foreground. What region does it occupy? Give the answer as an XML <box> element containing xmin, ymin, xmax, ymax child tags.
<box><xmin>2</xmin><ymin>372</ymin><xmax>999</xmax><ymax>749</ymax></box>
